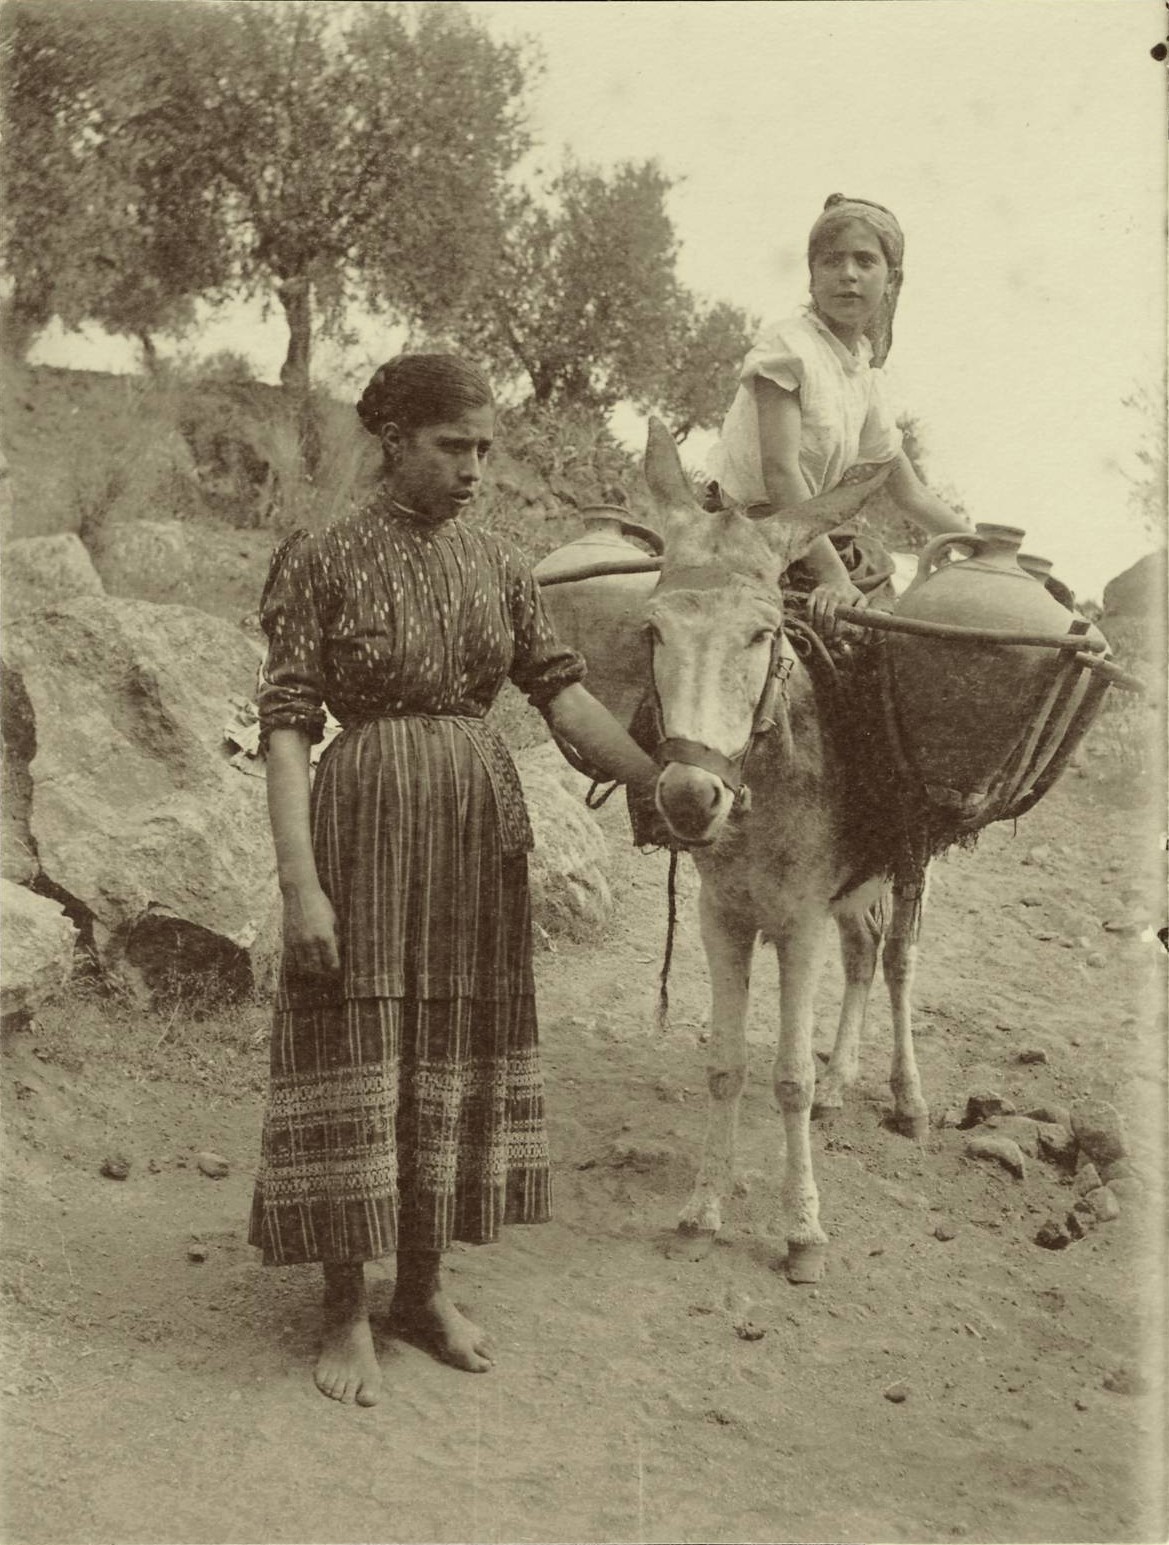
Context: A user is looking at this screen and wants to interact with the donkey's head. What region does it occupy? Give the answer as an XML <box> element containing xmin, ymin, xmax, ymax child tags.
<box><xmin>642</xmin><ymin>418</ymin><xmax>889</xmax><ymax>846</ymax></box>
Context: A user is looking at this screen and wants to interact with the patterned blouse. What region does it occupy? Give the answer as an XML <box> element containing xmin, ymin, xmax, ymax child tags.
<box><xmin>257</xmin><ymin>494</ymin><xmax>586</xmax><ymax>854</ymax></box>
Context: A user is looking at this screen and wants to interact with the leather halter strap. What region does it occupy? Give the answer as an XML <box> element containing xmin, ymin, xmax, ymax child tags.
<box><xmin>652</xmin><ymin>630</ymin><xmax>795</xmax><ymax>802</ymax></box>
<box><xmin>656</xmin><ymin>736</ymin><xmax>747</xmax><ymax>792</ymax></box>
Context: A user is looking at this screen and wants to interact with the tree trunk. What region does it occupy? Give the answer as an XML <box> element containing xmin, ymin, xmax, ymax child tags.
<box><xmin>277</xmin><ymin>275</ymin><xmax>312</xmax><ymax>402</ymax></box>
<box><xmin>0</xmin><ymin>298</ymin><xmax>46</xmax><ymax>362</ymax></box>
<box><xmin>277</xmin><ymin>275</ymin><xmax>320</xmax><ymax>473</ymax></box>
<box><xmin>138</xmin><ymin>331</ymin><xmax>159</xmax><ymax>375</ymax></box>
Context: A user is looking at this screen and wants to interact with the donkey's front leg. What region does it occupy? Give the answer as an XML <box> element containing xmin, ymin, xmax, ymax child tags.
<box><xmin>669</xmin><ymin>889</ymin><xmax>755</xmax><ymax>1263</ymax></box>
<box><xmin>885</xmin><ymin>873</ymin><xmax>930</xmax><ymax>1141</ymax></box>
<box><xmin>774</xmin><ymin>914</ymin><xmax>831</xmax><ymax>1283</ymax></box>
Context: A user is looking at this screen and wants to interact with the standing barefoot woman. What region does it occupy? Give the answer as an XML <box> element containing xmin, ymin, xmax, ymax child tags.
<box><xmin>249</xmin><ymin>354</ymin><xmax>656</xmax><ymax>1405</ymax></box>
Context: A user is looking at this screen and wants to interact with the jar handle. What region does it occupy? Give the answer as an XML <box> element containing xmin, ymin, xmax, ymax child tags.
<box><xmin>617</xmin><ymin>518</ymin><xmax>665</xmax><ymax>555</ymax></box>
<box><xmin>914</xmin><ymin>530</ymin><xmax>982</xmax><ymax>581</ymax></box>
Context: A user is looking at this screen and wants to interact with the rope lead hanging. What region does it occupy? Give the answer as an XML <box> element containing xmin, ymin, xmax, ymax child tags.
<box><xmin>655</xmin><ymin>848</ymin><xmax>680</xmax><ymax>1030</ymax></box>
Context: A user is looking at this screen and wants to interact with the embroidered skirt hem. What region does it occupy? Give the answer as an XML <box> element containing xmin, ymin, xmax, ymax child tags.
<box><xmin>248</xmin><ymin>993</ymin><xmax>552</xmax><ymax>1267</ymax></box>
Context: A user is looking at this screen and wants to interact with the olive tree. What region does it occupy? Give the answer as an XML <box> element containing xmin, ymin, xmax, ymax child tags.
<box><xmin>1</xmin><ymin>1</ymin><xmax>532</xmax><ymax>403</ymax></box>
<box><xmin>0</xmin><ymin>0</ymin><xmax>229</xmax><ymax>364</ymax></box>
<box><xmin>466</xmin><ymin>159</ymin><xmax>686</xmax><ymax>412</ymax></box>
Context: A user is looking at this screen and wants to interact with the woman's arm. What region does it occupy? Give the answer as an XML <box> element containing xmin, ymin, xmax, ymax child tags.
<box><xmin>755</xmin><ymin>377</ymin><xmax>863</xmax><ymax>629</ymax></box>
<box><xmin>266</xmin><ymin>727</ymin><xmax>339</xmax><ymax>975</ymax></box>
<box><xmin>886</xmin><ymin>450</ymin><xmax>972</xmax><ymax>537</ymax></box>
<box><xmin>544</xmin><ymin>684</ymin><xmax>659</xmax><ymax>789</ymax></box>
<box><xmin>756</xmin><ymin>378</ymin><xmax>813</xmax><ymax>513</ymax></box>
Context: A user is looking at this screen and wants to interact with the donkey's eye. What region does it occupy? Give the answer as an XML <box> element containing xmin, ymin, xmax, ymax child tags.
<box><xmin>751</xmin><ymin>629</ymin><xmax>773</xmax><ymax>646</ymax></box>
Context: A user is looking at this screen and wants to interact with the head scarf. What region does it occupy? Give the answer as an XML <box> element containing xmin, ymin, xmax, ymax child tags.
<box><xmin>807</xmin><ymin>193</ymin><xmax>904</xmax><ymax>366</ymax></box>
<box><xmin>356</xmin><ymin>353</ymin><xmax>494</xmax><ymax>436</ymax></box>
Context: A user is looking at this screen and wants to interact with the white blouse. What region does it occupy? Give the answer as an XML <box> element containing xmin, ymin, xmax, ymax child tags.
<box><xmin>706</xmin><ymin>308</ymin><xmax>902</xmax><ymax>505</ymax></box>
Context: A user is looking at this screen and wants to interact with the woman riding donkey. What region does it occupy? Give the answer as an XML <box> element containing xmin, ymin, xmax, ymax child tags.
<box><xmin>250</xmin><ymin>353</ymin><xmax>658</xmax><ymax>1406</ymax></box>
<box><xmin>706</xmin><ymin>193</ymin><xmax>972</xmax><ymax>626</ymax></box>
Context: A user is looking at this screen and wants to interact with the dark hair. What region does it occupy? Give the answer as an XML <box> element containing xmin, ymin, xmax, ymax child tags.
<box><xmin>356</xmin><ymin>353</ymin><xmax>494</xmax><ymax>437</ymax></box>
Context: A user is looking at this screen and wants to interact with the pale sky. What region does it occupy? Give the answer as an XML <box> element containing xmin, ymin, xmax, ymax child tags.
<box><xmin>31</xmin><ymin>0</ymin><xmax>1167</xmax><ymax>598</ymax></box>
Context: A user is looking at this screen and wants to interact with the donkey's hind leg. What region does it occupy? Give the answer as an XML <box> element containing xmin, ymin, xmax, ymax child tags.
<box><xmin>669</xmin><ymin>890</ymin><xmax>755</xmax><ymax>1262</ymax></box>
<box><xmin>813</xmin><ymin>896</ymin><xmax>886</xmax><ymax>1119</ymax></box>
<box><xmin>885</xmin><ymin>871</ymin><xmax>930</xmax><ymax>1141</ymax></box>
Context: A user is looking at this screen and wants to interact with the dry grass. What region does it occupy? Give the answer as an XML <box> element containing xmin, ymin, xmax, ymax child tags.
<box><xmin>17</xmin><ymin>964</ymin><xmax>271</xmax><ymax>1097</ymax></box>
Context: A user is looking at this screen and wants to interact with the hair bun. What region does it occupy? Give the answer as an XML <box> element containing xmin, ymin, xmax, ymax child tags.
<box><xmin>355</xmin><ymin>378</ymin><xmax>385</xmax><ymax>435</ymax></box>
<box><xmin>823</xmin><ymin>192</ymin><xmax>847</xmax><ymax>209</ymax></box>
<box><xmin>355</xmin><ymin>353</ymin><xmax>493</xmax><ymax>437</ymax></box>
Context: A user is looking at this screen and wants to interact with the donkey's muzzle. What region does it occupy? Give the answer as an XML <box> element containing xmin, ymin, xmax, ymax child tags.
<box><xmin>655</xmin><ymin>762</ymin><xmax>733</xmax><ymax>845</ymax></box>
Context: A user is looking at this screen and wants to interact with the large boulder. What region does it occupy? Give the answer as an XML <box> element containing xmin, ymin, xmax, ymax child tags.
<box><xmin>2</xmin><ymin>595</ymin><xmax>278</xmax><ymax>998</ymax></box>
<box><xmin>515</xmin><ymin>743</ymin><xmax>613</xmax><ymax>941</ymax></box>
<box><xmin>1</xmin><ymin>533</ymin><xmax>103</xmax><ymax>622</ymax></box>
<box><xmin>92</xmin><ymin>519</ymin><xmax>193</xmax><ymax>599</ymax></box>
<box><xmin>0</xmin><ymin>880</ymin><xmax>78</xmax><ymax>1022</ymax></box>
<box><xmin>86</xmin><ymin>516</ymin><xmax>279</xmax><ymax>629</ymax></box>
<box><xmin>1</xmin><ymin>665</ymin><xmax>37</xmax><ymax>883</ymax></box>
<box><xmin>1101</xmin><ymin>551</ymin><xmax>1167</xmax><ymax>665</ymax></box>
<box><xmin>0</xmin><ymin>446</ymin><xmax>12</xmax><ymax>544</ymax></box>
<box><xmin>92</xmin><ymin>519</ymin><xmax>240</xmax><ymax>614</ymax></box>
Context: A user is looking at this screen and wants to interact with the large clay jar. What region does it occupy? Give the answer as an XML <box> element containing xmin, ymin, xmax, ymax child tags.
<box><xmin>888</xmin><ymin>523</ymin><xmax>1105</xmax><ymax>822</ymax></box>
<box><xmin>533</xmin><ymin>507</ymin><xmax>662</xmax><ymax>733</ymax></box>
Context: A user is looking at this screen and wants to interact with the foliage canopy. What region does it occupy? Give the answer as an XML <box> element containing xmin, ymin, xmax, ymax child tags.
<box><xmin>1</xmin><ymin>0</ymin><xmax>531</xmax><ymax>396</ymax></box>
<box><xmin>2</xmin><ymin>0</ymin><xmax>754</xmax><ymax>439</ymax></box>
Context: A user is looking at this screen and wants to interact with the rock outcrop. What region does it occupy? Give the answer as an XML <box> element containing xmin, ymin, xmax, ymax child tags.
<box><xmin>2</xmin><ymin>594</ymin><xmax>277</xmax><ymax>997</ymax></box>
<box><xmin>1101</xmin><ymin>550</ymin><xmax>1166</xmax><ymax>664</ymax></box>
<box><xmin>0</xmin><ymin>880</ymin><xmax>78</xmax><ymax>1022</ymax></box>
<box><xmin>1</xmin><ymin>532</ymin><xmax>103</xmax><ymax>622</ymax></box>
<box><xmin>1</xmin><ymin>664</ymin><xmax>37</xmax><ymax>884</ymax></box>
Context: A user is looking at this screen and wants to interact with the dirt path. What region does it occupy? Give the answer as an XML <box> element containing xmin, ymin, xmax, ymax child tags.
<box><xmin>2</xmin><ymin>760</ymin><xmax>1166</xmax><ymax>1545</ymax></box>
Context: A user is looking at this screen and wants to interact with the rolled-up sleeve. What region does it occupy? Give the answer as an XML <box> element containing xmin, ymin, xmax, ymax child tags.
<box><xmin>739</xmin><ymin>320</ymin><xmax>805</xmax><ymax>396</ymax></box>
<box><xmin>257</xmin><ymin>529</ymin><xmax>329</xmax><ymax>750</ymax></box>
<box><xmin>507</xmin><ymin>555</ymin><xmax>587</xmax><ymax>711</ymax></box>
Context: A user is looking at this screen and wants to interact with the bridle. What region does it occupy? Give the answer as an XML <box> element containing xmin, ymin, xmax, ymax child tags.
<box><xmin>649</xmin><ymin>574</ymin><xmax>796</xmax><ymax>819</ymax></box>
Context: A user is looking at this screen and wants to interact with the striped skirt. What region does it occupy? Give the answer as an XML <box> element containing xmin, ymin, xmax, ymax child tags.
<box><xmin>248</xmin><ymin>717</ymin><xmax>552</xmax><ymax>1266</ymax></box>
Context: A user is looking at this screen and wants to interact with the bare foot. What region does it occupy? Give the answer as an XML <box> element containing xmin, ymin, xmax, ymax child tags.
<box><xmin>315</xmin><ymin>1263</ymin><xmax>382</xmax><ymax>1406</ymax></box>
<box><xmin>390</xmin><ymin>1288</ymin><xmax>494</xmax><ymax>1373</ymax></box>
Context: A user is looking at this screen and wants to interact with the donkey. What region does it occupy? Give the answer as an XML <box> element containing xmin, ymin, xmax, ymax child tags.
<box><xmin>640</xmin><ymin>419</ymin><xmax>930</xmax><ymax>1284</ymax></box>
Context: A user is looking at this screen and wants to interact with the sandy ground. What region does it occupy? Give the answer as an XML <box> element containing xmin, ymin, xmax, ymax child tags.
<box><xmin>1</xmin><ymin>753</ymin><xmax>1166</xmax><ymax>1545</ymax></box>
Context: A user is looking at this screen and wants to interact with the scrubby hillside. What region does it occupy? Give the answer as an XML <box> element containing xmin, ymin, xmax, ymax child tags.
<box><xmin>1</xmin><ymin>360</ymin><xmax>653</xmax><ymax>620</ymax></box>
<box><xmin>2</xmin><ymin>360</ymin><xmax>671</xmax><ymax>754</ymax></box>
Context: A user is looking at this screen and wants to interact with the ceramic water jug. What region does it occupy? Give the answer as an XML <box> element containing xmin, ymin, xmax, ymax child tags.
<box><xmin>888</xmin><ymin>523</ymin><xmax>1105</xmax><ymax>819</ymax></box>
<box><xmin>533</xmin><ymin>507</ymin><xmax>662</xmax><ymax>732</ymax></box>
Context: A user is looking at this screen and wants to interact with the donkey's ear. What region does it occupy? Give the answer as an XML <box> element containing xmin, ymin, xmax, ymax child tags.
<box><xmin>644</xmin><ymin>417</ymin><xmax>701</xmax><ymax>518</ymax></box>
<box><xmin>755</xmin><ymin>460</ymin><xmax>896</xmax><ymax>569</ymax></box>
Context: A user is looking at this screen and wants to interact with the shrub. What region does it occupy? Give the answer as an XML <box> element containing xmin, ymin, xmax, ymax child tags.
<box><xmin>68</xmin><ymin>375</ymin><xmax>206</xmax><ymax>556</ymax></box>
<box><xmin>172</xmin><ymin>380</ymin><xmax>378</xmax><ymax>532</ymax></box>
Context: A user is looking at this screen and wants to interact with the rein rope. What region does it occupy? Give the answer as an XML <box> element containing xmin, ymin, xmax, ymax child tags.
<box><xmin>655</xmin><ymin>848</ymin><xmax>680</xmax><ymax>1031</ymax></box>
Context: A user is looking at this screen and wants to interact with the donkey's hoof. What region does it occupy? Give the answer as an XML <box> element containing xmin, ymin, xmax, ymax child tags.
<box><xmin>668</xmin><ymin>1223</ymin><xmax>717</xmax><ymax>1262</ymax></box>
<box><xmin>894</xmin><ymin>1112</ymin><xmax>930</xmax><ymax>1143</ymax></box>
<box><xmin>784</xmin><ymin>1241</ymin><xmax>827</xmax><ymax>1283</ymax></box>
